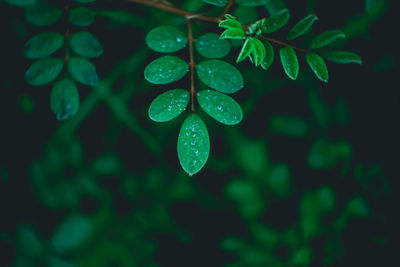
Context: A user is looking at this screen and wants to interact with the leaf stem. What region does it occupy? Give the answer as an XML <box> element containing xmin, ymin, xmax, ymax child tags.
<box><xmin>187</xmin><ymin>19</ymin><xmax>196</xmax><ymax>113</ymax></box>
<box><xmin>260</xmin><ymin>35</ymin><xmax>309</xmax><ymax>54</ymax></box>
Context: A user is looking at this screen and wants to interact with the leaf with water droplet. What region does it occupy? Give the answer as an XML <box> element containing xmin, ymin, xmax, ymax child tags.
<box><xmin>323</xmin><ymin>51</ymin><xmax>362</xmax><ymax>65</ymax></box>
<box><xmin>286</xmin><ymin>14</ymin><xmax>318</xmax><ymax>40</ymax></box>
<box><xmin>148</xmin><ymin>89</ymin><xmax>190</xmax><ymax>122</ymax></box>
<box><xmin>177</xmin><ymin>114</ymin><xmax>210</xmax><ymax>175</ymax></box>
<box><xmin>197</xmin><ymin>89</ymin><xmax>243</xmax><ymax>125</ymax></box>
<box><xmin>195</xmin><ymin>33</ymin><xmax>231</xmax><ymax>59</ymax></box>
<box><xmin>69</xmin><ymin>6</ymin><xmax>95</xmax><ymax>27</ymax></box>
<box><xmin>306</xmin><ymin>53</ymin><xmax>328</xmax><ymax>83</ymax></box>
<box><xmin>24</xmin><ymin>32</ymin><xmax>64</xmax><ymax>59</ymax></box>
<box><xmin>68</xmin><ymin>57</ymin><xmax>99</xmax><ymax>86</ymax></box>
<box><xmin>146</xmin><ymin>26</ymin><xmax>187</xmax><ymax>53</ymax></box>
<box><xmin>70</xmin><ymin>31</ymin><xmax>104</xmax><ymax>58</ymax></box>
<box><xmin>25</xmin><ymin>1</ymin><xmax>62</xmax><ymax>26</ymax></box>
<box><xmin>260</xmin><ymin>40</ymin><xmax>274</xmax><ymax>70</ymax></box>
<box><xmin>202</xmin><ymin>0</ymin><xmax>228</xmax><ymax>7</ymax></box>
<box><xmin>196</xmin><ymin>59</ymin><xmax>243</xmax><ymax>94</ymax></box>
<box><xmin>25</xmin><ymin>58</ymin><xmax>63</xmax><ymax>86</ymax></box>
<box><xmin>263</xmin><ymin>8</ymin><xmax>290</xmax><ymax>33</ymax></box>
<box><xmin>280</xmin><ymin>47</ymin><xmax>299</xmax><ymax>80</ymax></box>
<box><xmin>310</xmin><ymin>30</ymin><xmax>345</xmax><ymax>49</ymax></box>
<box><xmin>50</xmin><ymin>78</ymin><xmax>80</xmax><ymax>121</ymax></box>
<box><xmin>144</xmin><ymin>56</ymin><xmax>189</xmax><ymax>85</ymax></box>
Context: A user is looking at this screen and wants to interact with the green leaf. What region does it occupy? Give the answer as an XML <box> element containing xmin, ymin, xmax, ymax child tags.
<box><xmin>263</xmin><ymin>8</ymin><xmax>290</xmax><ymax>33</ymax></box>
<box><xmin>24</xmin><ymin>32</ymin><xmax>64</xmax><ymax>59</ymax></box>
<box><xmin>197</xmin><ymin>89</ymin><xmax>243</xmax><ymax>125</ymax></box>
<box><xmin>4</xmin><ymin>0</ymin><xmax>37</xmax><ymax>7</ymax></box>
<box><xmin>148</xmin><ymin>89</ymin><xmax>190</xmax><ymax>122</ymax></box>
<box><xmin>69</xmin><ymin>6</ymin><xmax>95</xmax><ymax>27</ymax></box>
<box><xmin>196</xmin><ymin>59</ymin><xmax>244</xmax><ymax>94</ymax></box>
<box><xmin>236</xmin><ymin>38</ymin><xmax>255</xmax><ymax>63</ymax></box>
<box><xmin>247</xmin><ymin>18</ymin><xmax>266</xmax><ymax>35</ymax></box>
<box><xmin>311</xmin><ymin>30</ymin><xmax>346</xmax><ymax>49</ymax></box>
<box><xmin>50</xmin><ymin>78</ymin><xmax>80</xmax><ymax>120</ymax></box>
<box><xmin>323</xmin><ymin>51</ymin><xmax>362</xmax><ymax>64</ymax></box>
<box><xmin>280</xmin><ymin>47</ymin><xmax>299</xmax><ymax>80</ymax></box>
<box><xmin>202</xmin><ymin>0</ymin><xmax>228</xmax><ymax>7</ymax></box>
<box><xmin>144</xmin><ymin>56</ymin><xmax>189</xmax><ymax>85</ymax></box>
<box><xmin>260</xmin><ymin>40</ymin><xmax>274</xmax><ymax>70</ymax></box>
<box><xmin>286</xmin><ymin>14</ymin><xmax>318</xmax><ymax>40</ymax></box>
<box><xmin>69</xmin><ymin>31</ymin><xmax>104</xmax><ymax>58</ymax></box>
<box><xmin>219</xmin><ymin>17</ymin><xmax>243</xmax><ymax>30</ymax></box>
<box><xmin>25</xmin><ymin>58</ymin><xmax>63</xmax><ymax>86</ymax></box>
<box><xmin>195</xmin><ymin>33</ymin><xmax>231</xmax><ymax>59</ymax></box>
<box><xmin>146</xmin><ymin>26</ymin><xmax>187</xmax><ymax>53</ymax></box>
<box><xmin>68</xmin><ymin>57</ymin><xmax>99</xmax><ymax>86</ymax></box>
<box><xmin>269</xmin><ymin>115</ymin><xmax>309</xmax><ymax>137</ymax></box>
<box><xmin>250</xmin><ymin>38</ymin><xmax>265</xmax><ymax>66</ymax></box>
<box><xmin>25</xmin><ymin>2</ymin><xmax>62</xmax><ymax>27</ymax></box>
<box><xmin>306</xmin><ymin>53</ymin><xmax>329</xmax><ymax>83</ymax></box>
<box><xmin>235</xmin><ymin>0</ymin><xmax>269</xmax><ymax>6</ymax></box>
<box><xmin>220</xmin><ymin>28</ymin><xmax>245</xmax><ymax>39</ymax></box>
<box><xmin>177</xmin><ymin>114</ymin><xmax>210</xmax><ymax>175</ymax></box>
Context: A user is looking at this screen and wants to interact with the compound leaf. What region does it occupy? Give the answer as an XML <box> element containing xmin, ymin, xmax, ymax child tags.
<box><xmin>311</xmin><ymin>30</ymin><xmax>346</xmax><ymax>49</ymax></box>
<box><xmin>280</xmin><ymin>46</ymin><xmax>299</xmax><ymax>80</ymax></box>
<box><xmin>146</xmin><ymin>26</ymin><xmax>187</xmax><ymax>53</ymax></box>
<box><xmin>195</xmin><ymin>33</ymin><xmax>231</xmax><ymax>59</ymax></box>
<box><xmin>69</xmin><ymin>6</ymin><xmax>95</xmax><ymax>27</ymax></box>
<box><xmin>260</xmin><ymin>40</ymin><xmax>274</xmax><ymax>70</ymax></box>
<box><xmin>24</xmin><ymin>32</ymin><xmax>64</xmax><ymax>59</ymax></box>
<box><xmin>177</xmin><ymin>114</ymin><xmax>210</xmax><ymax>175</ymax></box>
<box><xmin>287</xmin><ymin>14</ymin><xmax>318</xmax><ymax>40</ymax></box>
<box><xmin>323</xmin><ymin>51</ymin><xmax>362</xmax><ymax>64</ymax></box>
<box><xmin>50</xmin><ymin>78</ymin><xmax>80</xmax><ymax>121</ymax></box>
<box><xmin>148</xmin><ymin>89</ymin><xmax>190</xmax><ymax>122</ymax></box>
<box><xmin>196</xmin><ymin>59</ymin><xmax>243</xmax><ymax>94</ymax></box>
<box><xmin>306</xmin><ymin>53</ymin><xmax>328</xmax><ymax>83</ymax></box>
<box><xmin>197</xmin><ymin>89</ymin><xmax>243</xmax><ymax>125</ymax></box>
<box><xmin>144</xmin><ymin>56</ymin><xmax>189</xmax><ymax>85</ymax></box>
<box><xmin>25</xmin><ymin>2</ymin><xmax>62</xmax><ymax>26</ymax></box>
<box><xmin>263</xmin><ymin>8</ymin><xmax>290</xmax><ymax>33</ymax></box>
<box><xmin>69</xmin><ymin>31</ymin><xmax>104</xmax><ymax>58</ymax></box>
<box><xmin>68</xmin><ymin>57</ymin><xmax>99</xmax><ymax>86</ymax></box>
<box><xmin>25</xmin><ymin>58</ymin><xmax>63</xmax><ymax>86</ymax></box>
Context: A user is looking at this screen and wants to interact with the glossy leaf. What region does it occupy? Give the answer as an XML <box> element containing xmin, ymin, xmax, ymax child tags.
<box><xmin>24</xmin><ymin>32</ymin><xmax>64</xmax><ymax>59</ymax></box>
<box><xmin>202</xmin><ymin>0</ymin><xmax>228</xmax><ymax>7</ymax></box>
<box><xmin>261</xmin><ymin>41</ymin><xmax>274</xmax><ymax>70</ymax></box>
<box><xmin>280</xmin><ymin>47</ymin><xmax>299</xmax><ymax>80</ymax></box>
<box><xmin>195</xmin><ymin>33</ymin><xmax>231</xmax><ymax>59</ymax></box>
<box><xmin>144</xmin><ymin>56</ymin><xmax>189</xmax><ymax>85</ymax></box>
<box><xmin>219</xmin><ymin>17</ymin><xmax>243</xmax><ymax>30</ymax></box>
<box><xmin>50</xmin><ymin>78</ymin><xmax>80</xmax><ymax>120</ymax></box>
<box><xmin>220</xmin><ymin>28</ymin><xmax>245</xmax><ymax>40</ymax></box>
<box><xmin>197</xmin><ymin>89</ymin><xmax>243</xmax><ymax>125</ymax></box>
<box><xmin>196</xmin><ymin>59</ymin><xmax>243</xmax><ymax>94</ymax></box>
<box><xmin>250</xmin><ymin>38</ymin><xmax>265</xmax><ymax>66</ymax></box>
<box><xmin>235</xmin><ymin>0</ymin><xmax>269</xmax><ymax>6</ymax></box>
<box><xmin>69</xmin><ymin>31</ymin><xmax>104</xmax><ymax>58</ymax></box>
<box><xmin>306</xmin><ymin>53</ymin><xmax>329</xmax><ymax>83</ymax></box>
<box><xmin>146</xmin><ymin>26</ymin><xmax>187</xmax><ymax>53</ymax></box>
<box><xmin>236</xmin><ymin>38</ymin><xmax>254</xmax><ymax>63</ymax></box>
<box><xmin>247</xmin><ymin>18</ymin><xmax>266</xmax><ymax>35</ymax></box>
<box><xmin>287</xmin><ymin>14</ymin><xmax>318</xmax><ymax>40</ymax></box>
<box><xmin>311</xmin><ymin>30</ymin><xmax>346</xmax><ymax>49</ymax></box>
<box><xmin>69</xmin><ymin>6</ymin><xmax>95</xmax><ymax>27</ymax></box>
<box><xmin>148</xmin><ymin>89</ymin><xmax>190</xmax><ymax>122</ymax></box>
<box><xmin>263</xmin><ymin>9</ymin><xmax>290</xmax><ymax>33</ymax></box>
<box><xmin>323</xmin><ymin>51</ymin><xmax>362</xmax><ymax>64</ymax></box>
<box><xmin>4</xmin><ymin>0</ymin><xmax>36</xmax><ymax>7</ymax></box>
<box><xmin>177</xmin><ymin>114</ymin><xmax>210</xmax><ymax>175</ymax></box>
<box><xmin>68</xmin><ymin>57</ymin><xmax>99</xmax><ymax>86</ymax></box>
<box><xmin>25</xmin><ymin>58</ymin><xmax>63</xmax><ymax>86</ymax></box>
<box><xmin>25</xmin><ymin>2</ymin><xmax>62</xmax><ymax>27</ymax></box>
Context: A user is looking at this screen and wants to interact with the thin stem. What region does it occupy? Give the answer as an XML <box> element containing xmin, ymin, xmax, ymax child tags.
<box><xmin>187</xmin><ymin>19</ymin><xmax>195</xmax><ymax>113</ymax></box>
<box><xmin>260</xmin><ymin>35</ymin><xmax>309</xmax><ymax>54</ymax></box>
<box><xmin>219</xmin><ymin>0</ymin><xmax>235</xmax><ymax>20</ymax></box>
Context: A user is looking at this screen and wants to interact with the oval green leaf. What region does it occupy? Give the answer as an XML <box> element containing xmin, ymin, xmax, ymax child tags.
<box><xmin>24</xmin><ymin>32</ymin><xmax>64</xmax><ymax>59</ymax></box>
<box><xmin>69</xmin><ymin>31</ymin><xmax>104</xmax><ymax>58</ymax></box>
<box><xmin>235</xmin><ymin>0</ymin><xmax>269</xmax><ymax>6</ymax></box>
<box><xmin>25</xmin><ymin>2</ymin><xmax>62</xmax><ymax>26</ymax></box>
<box><xmin>177</xmin><ymin>114</ymin><xmax>210</xmax><ymax>175</ymax></box>
<box><xmin>323</xmin><ymin>51</ymin><xmax>362</xmax><ymax>64</ymax></box>
<box><xmin>286</xmin><ymin>14</ymin><xmax>318</xmax><ymax>40</ymax></box>
<box><xmin>202</xmin><ymin>0</ymin><xmax>227</xmax><ymax>7</ymax></box>
<box><xmin>263</xmin><ymin>9</ymin><xmax>290</xmax><ymax>33</ymax></box>
<box><xmin>261</xmin><ymin>40</ymin><xmax>274</xmax><ymax>70</ymax></box>
<box><xmin>144</xmin><ymin>56</ymin><xmax>189</xmax><ymax>85</ymax></box>
<box><xmin>311</xmin><ymin>30</ymin><xmax>346</xmax><ymax>49</ymax></box>
<box><xmin>197</xmin><ymin>89</ymin><xmax>243</xmax><ymax>125</ymax></box>
<box><xmin>146</xmin><ymin>26</ymin><xmax>187</xmax><ymax>53</ymax></box>
<box><xmin>68</xmin><ymin>57</ymin><xmax>99</xmax><ymax>86</ymax></box>
<box><xmin>280</xmin><ymin>47</ymin><xmax>299</xmax><ymax>80</ymax></box>
<box><xmin>148</xmin><ymin>89</ymin><xmax>190</xmax><ymax>122</ymax></box>
<box><xmin>25</xmin><ymin>58</ymin><xmax>63</xmax><ymax>86</ymax></box>
<box><xmin>69</xmin><ymin>6</ymin><xmax>95</xmax><ymax>27</ymax></box>
<box><xmin>196</xmin><ymin>59</ymin><xmax>243</xmax><ymax>94</ymax></box>
<box><xmin>50</xmin><ymin>78</ymin><xmax>80</xmax><ymax>120</ymax></box>
<box><xmin>195</xmin><ymin>33</ymin><xmax>231</xmax><ymax>59</ymax></box>
<box><xmin>306</xmin><ymin>53</ymin><xmax>328</xmax><ymax>83</ymax></box>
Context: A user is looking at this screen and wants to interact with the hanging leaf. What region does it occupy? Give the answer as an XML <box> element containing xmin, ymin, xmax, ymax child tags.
<box><xmin>286</xmin><ymin>14</ymin><xmax>318</xmax><ymax>40</ymax></box>
<box><xmin>196</xmin><ymin>59</ymin><xmax>244</xmax><ymax>94</ymax></box>
<box><xmin>25</xmin><ymin>58</ymin><xmax>63</xmax><ymax>86</ymax></box>
<box><xmin>311</xmin><ymin>30</ymin><xmax>346</xmax><ymax>49</ymax></box>
<box><xmin>146</xmin><ymin>26</ymin><xmax>187</xmax><ymax>53</ymax></box>
<box><xmin>250</xmin><ymin>38</ymin><xmax>265</xmax><ymax>66</ymax></box>
<box><xmin>306</xmin><ymin>53</ymin><xmax>329</xmax><ymax>83</ymax></box>
<box><xmin>25</xmin><ymin>2</ymin><xmax>62</xmax><ymax>27</ymax></box>
<box><xmin>4</xmin><ymin>0</ymin><xmax>37</xmax><ymax>7</ymax></box>
<box><xmin>24</xmin><ymin>32</ymin><xmax>64</xmax><ymax>59</ymax></box>
<box><xmin>263</xmin><ymin>9</ymin><xmax>290</xmax><ymax>33</ymax></box>
<box><xmin>202</xmin><ymin>0</ymin><xmax>228</xmax><ymax>7</ymax></box>
<box><xmin>220</xmin><ymin>28</ymin><xmax>245</xmax><ymax>40</ymax></box>
<box><xmin>50</xmin><ymin>78</ymin><xmax>80</xmax><ymax>121</ymax></box>
<box><xmin>235</xmin><ymin>0</ymin><xmax>269</xmax><ymax>6</ymax></box>
<box><xmin>148</xmin><ymin>89</ymin><xmax>190</xmax><ymax>122</ymax></box>
<box><xmin>323</xmin><ymin>51</ymin><xmax>362</xmax><ymax>64</ymax></box>
<box><xmin>68</xmin><ymin>57</ymin><xmax>99</xmax><ymax>86</ymax></box>
<box><xmin>195</xmin><ymin>33</ymin><xmax>231</xmax><ymax>59</ymax></box>
<box><xmin>144</xmin><ymin>56</ymin><xmax>189</xmax><ymax>85</ymax></box>
<box><xmin>197</xmin><ymin>89</ymin><xmax>243</xmax><ymax>125</ymax></box>
<box><xmin>69</xmin><ymin>6</ymin><xmax>95</xmax><ymax>27</ymax></box>
<box><xmin>69</xmin><ymin>31</ymin><xmax>104</xmax><ymax>58</ymax></box>
<box><xmin>236</xmin><ymin>38</ymin><xmax>255</xmax><ymax>63</ymax></box>
<box><xmin>280</xmin><ymin>47</ymin><xmax>299</xmax><ymax>80</ymax></box>
<box><xmin>260</xmin><ymin>40</ymin><xmax>274</xmax><ymax>70</ymax></box>
<box><xmin>177</xmin><ymin>114</ymin><xmax>210</xmax><ymax>175</ymax></box>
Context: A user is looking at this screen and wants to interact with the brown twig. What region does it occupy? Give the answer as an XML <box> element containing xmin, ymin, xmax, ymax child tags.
<box><xmin>187</xmin><ymin>19</ymin><xmax>196</xmax><ymax>113</ymax></box>
<box><xmin>260</xmin><ymin>35</ymin><xmax>309</xmax><ymax>54</ymax></box>
<box><xmin>219</xmin><ymin>0</ymin><xmax>235</xmax><ymax>20</ymax></box>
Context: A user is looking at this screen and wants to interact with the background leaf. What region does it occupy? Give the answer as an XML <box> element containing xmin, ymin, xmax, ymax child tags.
<box><xmin>323</xmin><ymin>51</ymin><xmax>362</xmax><ymax>64</ymax></box>
<box><xmin>148</xmin><ymin>89</ymin><xmax>189</xmax><ymax>122</ymax></box>
<box><xmin>4</xmin><ymin>0</ymin><xmax>36</xmax><ymax>7</ymax></box>
<box><xmin>24</xmin><ymin>32</ymin><xmax>64</xmax><ymax>59</ymax></box>
<box><xmin>286</xmin><ymin>14</ymin><xmax>318</xmax><ymax>40</ymax></box>
<box><xmin>50</xmin><ymin>78</ymin><xmax>80</xmax><ymax>121</ymax></box>
<box><xmin>306</xmin><ymin>53</ymin><xmax>329</xmax><ymax>82</ymax></box>
<box><xmin>146</xmin><ymin>26</ymin><xmax>187</xmax><ymax>53</ymax></box>
<box><xmin>24</xmin><ymin>1</ymin><xmax>62</xmax><ymax>27</ymax></box>
<box><xmin>311</xmin><ymin>30</ymin><xmax>346</xmax><ymax>49</ymax></box>
<box><xmin>235</xmin><ymin>0</ymin><xmax>269</xmax><ymax>7</ymax></box>
<box><xmin>263</xmin><ymin>8</ymin><xmax>290</xmax><ymax>33</ymax></box>
<box><xmin>25</xmin><ymin>58</ymin><xmax>63</xmax><ymax>86</ymax></box>
<box><xmin>195</xmin><ymin>33</ymin><xmax>231</xmax><ymax>59</ymax></box>
<box><xmin>202</xmin><ymin>0</ymin><xmax>228</xmax><ymax>7</ymax></box>
<box><xmin>144</xmin><ymin>56</ymin><xmax>189</xmax><ymax>85</ymax></box>
<box><xmin>280</xmin><ymin>46</ymin><xmax>299</xmax><ymax>80</ymax></box>
<box><xmin>69</xmin><ymin>6</ymin><xmax>95</xmax><ymax>27</ymax></box>
<box><xmin>68</xmin><ymin>57</ymin><xmax>99</xmax><ymax>86</ymax></box>
<box><xmin>70</xmin><ymin>31</ymin><xmax>104</xmax><ymax>58</ymax></box>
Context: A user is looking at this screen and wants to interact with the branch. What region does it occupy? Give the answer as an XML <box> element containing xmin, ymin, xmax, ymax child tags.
<box><xmin>260</xmin><ymin>35</ymin><xmax>309</xmax><ymax>54</ymax></box>
<box><xmin>187</xmin><ymin>19</ymin><xmax>196</xmax><ymax>113</ymax></box>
